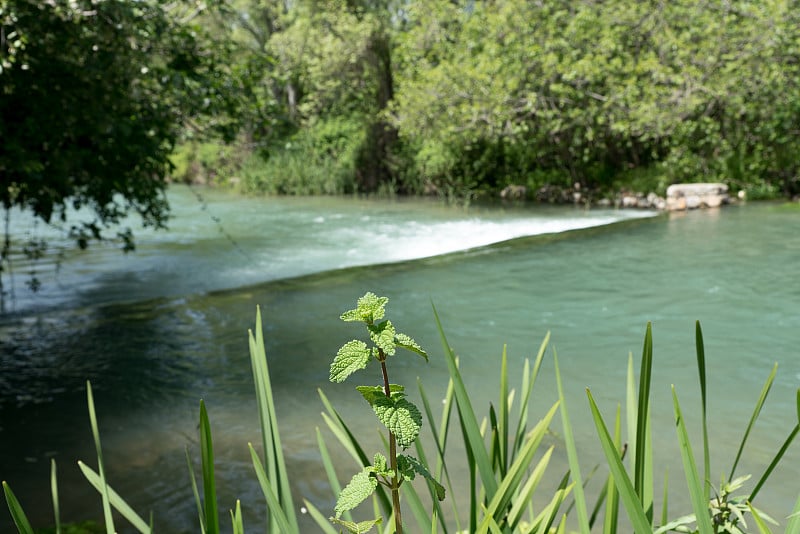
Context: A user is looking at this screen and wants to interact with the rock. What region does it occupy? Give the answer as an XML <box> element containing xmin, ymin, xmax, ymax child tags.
<box><xmin>500</xmin><ymin>184</ymin><xmax>528</xmax><ymax>200</ymax></box>
<box><xmin>666</xmin><ymin>182</ymin><xmax>729</xmax><ymax>211</ymax></box>
<box><xmin>686</xmin><ymin>195</ymin><xmax>701</xmax><ymax>209</ymax></box>
<box><xmin>703</xmin><ymin>194</ymin><xmax>723</xmax><ymax>208</ymax></box>
<box><xmin>667</xmin><ymin>197</ymin><xmax>687</xmax><ymax>211</ymax></box>
<box><xmin>622</xmin><ymin>195</ymin><xmax>639</xmax><ymax>208</ymax></box>
<box><xmin>597</xmin><ymin>198</ymin><xmax>612</xmax><ymax>207</ymax></box>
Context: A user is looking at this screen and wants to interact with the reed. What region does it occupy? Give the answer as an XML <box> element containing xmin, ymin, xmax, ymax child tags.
<box><xmin>4</xmin><ymin>299</ymin><xmax>800</xmax><ymax>534</ymax></box>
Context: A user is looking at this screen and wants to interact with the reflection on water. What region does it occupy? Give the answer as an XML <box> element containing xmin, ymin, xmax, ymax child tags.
<box><xmin>1</xmin><ymin>194</ymin><xmax>799</xmax><ymax>532</ymax></box>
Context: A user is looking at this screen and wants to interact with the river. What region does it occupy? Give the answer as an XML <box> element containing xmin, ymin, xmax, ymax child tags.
<box><xmin>1</xmin><ymin>186</ymin><xmax>798</xmax><ymax>532</ymax></box>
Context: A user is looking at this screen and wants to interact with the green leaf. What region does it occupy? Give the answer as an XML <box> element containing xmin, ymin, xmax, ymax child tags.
<box><xmin>341</xmin><ymin>292</ymin><xmax>388</xmax><ymax>323</ymax></box>
<box><xmin>372</xmin><ymin>453</ymin><xmax>392</xmax><ymax>478</ymax></box>
<box><xmin>671</xmin><ymin>387</ymin><xmax>714</xmax><ymax>534</ymax></box>
<box><xmin>185</xmin><ymin>447</ymin><xmax>206</xmax><ymax>534</ymax></box>
<box><xmin>555</xmin><ymin>350</ymin><xmax>590</xmax><ymax>534</ymax></box>
<box><xmin>302</xmin><ymin>499</ymin><xmax>339</xmax><ymax>534</ymax></box>
<box><xmin>2</xmin><ymin>481</ymin><xmax>34</xmax><ymax>534</ymax></box>
<box><xmin>230</xmin><ymin>500</ymin><xmax>244</xmax><ymax>534</ymax></box>
<box><xmin>370</xmin><ymin>320</ymin><xmax>397</xmax><ymax>355</ymax></box>
<box><xmin>749</xmin><ymin>423</ymin><xmax>799</xmax><ymax>503</ymax></box>
<box><xmin>199</xmin><ymin>400</ymin><xmax>219</xmax><ymax>534</ymax></box>
<box><xmin>748</xmin><ymin>502</ymin><xmax>775</xmax><ymax>534</ymax></box>
<box><xmin>356</xmin><ymin>384</ymin><xmax>404</xmax><ymax>404</ymax></box>
<box><xmin>249</xmin><ymin>307</ymin><xmax>298</xmax><ymax>533</ymax></box>
<box><xmin>50</xmin><ymin>459</ymin><xmax>60</xmax><ymax>534</ymax></box>
<box><xmin>78</xmin><ymin>462</ymin><xmax>152</xmax><ymax>534</ymax></box>
<box><xmin>587</xmin><ymin>389</ymin><xmax>653</xmax><ymax>534</ymax></box>
<box><xmin>372</xmin><ymin>395</ymin><xmax>422</xmax><ymax>448</ymax></box>
<box><xmin>335</xmin><ymin>469</ymin><xmax>378</xmax><ymax>518</ymax></box>
<box><xmin>397</xmin><ymin>455</ymin><xmax>446</xmax><ymax>501</ymax></box>
<box><xmin>432</xmin><ymin>304</ymin><xmax>498</xmax><ymax>501</ymax></box>
<box><xmin>730</xmin><ymin>363</ymin><xmax>777</xmax><ymax>481</ymax></box>
<box><xmin>635</xmin><ymin>323</ymin><xmax>654</xmax><ymax>519</ymax></box>
<box><xmin>330</xmin><ymin>340</ymin><xmax>372</xmax><ymax>383</ymax></box>
<box><xmin>86</xmin><ymin>381</ymin><xmax>115</xmax><ymax>534</ymax></box>
<box><xmin>395</xmin><ymin>332</ymin><xmax>428</xmax><ymax>361</ymax></box>
<box><xmin>247</xmin><ymin>444</ymin><xmax>295</xmax><ymax>533</ymax></box>
<box><xmin>330</xmin><ymin>516</ymin><xmax>383</xmax><ymax>534</ymax></box>
<box><xmin>695</xmin><ymin>321</ymin><xmax>711</xmax><ymax>503</ymax></box>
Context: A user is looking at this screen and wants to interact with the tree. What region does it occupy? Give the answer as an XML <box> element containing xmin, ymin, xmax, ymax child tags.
<box><xmin>0</xmin><ymin>0</ymin><xmax>234</xmax><ymax>304</ymax></box>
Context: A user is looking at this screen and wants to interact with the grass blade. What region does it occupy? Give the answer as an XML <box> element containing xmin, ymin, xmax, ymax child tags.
<box><xmin>785</xmin><ymin>490</ymin><xmax>800</xmax><ymax>534</ymax></box>
<box><xmin>602</xmin><ymin>405</ymin><xmax>622</xmax><ymax>534</ymax></box>
<box><xmin>231</xmin><ymin>500</ymin><xmax>244</xmax><ymax>534</ymax></box>
<box><xmin>249</xmin><ymin>307</ymin><xmax>299</xmax><ymax>532</ymax></box>
<box><xmin>50</xmin><ymin>459</ymin><xmax>60</xmax><ymax>534</ymax></box>
<box><xmin>316</xmin><ymin>427</ymin><xmax>353</xmax><ymax>523</ymax></box>
<box><xmin>695</xmin><ymin>321</ymin><xmax>711</xmax><ymax>503</ymax></box>
<box><xmin>248</xmin><ymin>443</ymin><xmax>295</xmax><ymax>533</ymax></box>
<box><xmin>748</xmin><ymin>502</ymin><xmax>775</xmax><ymax>534</ymax></box>
<box><xmin>626</xmin><ymin>352</ymin><xmax>636</xmax><ymax>473</ymax></box>
<box><xmin>86</xmin><ymin>381</ymin><xmax>114</xmax><ymax>534</ymax></box>
<box><xmin>432</xmin><ymin>304</ymin><xmax>498</xmax><ymax>499</ymax></box>
<box><xmin>671</xmin><ymin>387</ymin><xmax>714</xmax><ymax>534</ymax></box>
<box><xmin>499</xmin><ymin>345</ymin><xmax>509</xmax><ymax>475</ymax></box>
<box><xmin>513</xmin><ymin>333</ymin><xmax>549</xmax><ymax>455</ymax></box>
<box><xmin>417</xmin><ymin>379</ymin><xmax>458</xmax><ymax>532</ymax></box>
<box><xmin>78</xmin><ymin>462</ymin><xmax>151</xmax><ymax>533</ymax></box>
<box><xmin>318</xmin><ymin>391</ymin><xmax>392</xmax><ymax>515</ymax></box>
<box><xmin>729</xmin><ymin>363</ymin><xmax>778</xmax><ymax>480</ymax></box>
<box><xmin>749</xmin><ymin>423</ymin><xmax>799</xmax><ymax>503</ymax></box>
<box><xmin>587</xmin><ymin>389</ymin><xmax>653</xmax><ymax>534</ymax></box>
<box><xmin>199</xmin><ymin>400</ymin><xmax>219</xmax><ymax>534</ymax></box>
<box><xmin>507</xmin><ymin>445</ymin><xmax>554</xmax><ymax>528</ymax></box>
<box><xmin>634</xmin><ymin>324</ymin><xmax>654</xmax><ymax>520</ymax></box>
<box><xmin>660</xmin><ymin>470</ymin><xmax>668</xmax><ymax>528</ymax></box>
<box><xmin>302</xmin><ymin>499</ymin><xmax>339</xmax><ymax>534</ymax></box>
<box><xmin>186</xmin><ymin>446</ymin><xmax>207</xmax><ymax>534</ymax></box>
<box><xmin>554</xmin><ymin>350</ymin><xmax>590</xmax><ymax>534</ymax></box>
<box><xmin>402</xmin><ymin>482</ymin><xmax>433</xmax><ymax>533</ymax></box>
<box><xmin>2</xmin><ymin>481</ymin><xmax>34</xmax><ymax>534</ymax></box>
<box><xmin>478</xmin><ymin>402</ymin><xmax>559</xmax><ymax>531</ymax></box>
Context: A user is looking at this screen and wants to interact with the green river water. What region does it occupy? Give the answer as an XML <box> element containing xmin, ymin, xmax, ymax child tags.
<box><xmin>1</xmin><ymin>187</ymin><xmax>798</xmax><ymax>532</ymax></box>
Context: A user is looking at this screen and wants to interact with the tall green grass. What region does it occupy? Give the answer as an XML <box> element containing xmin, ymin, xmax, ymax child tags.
<box><xmin>4</xmin><ymin>306</ymin><xmax>800</xmax><ymax>533</ymax></box>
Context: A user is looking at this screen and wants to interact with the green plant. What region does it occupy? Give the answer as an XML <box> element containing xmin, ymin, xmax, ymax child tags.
<box><xmin>587</xmin><ymin>322</ymin><xmax>800</xmax><ymax>534</ymax></box>
<box><xmin>6</xmin><ymin>299</ymin><xmax>800</xmax><ymax>534</ymax></box>
<box><xmin>327</xmin><ymin>292</ymin><xmax>444</xmax><ymax>534</ymax></box>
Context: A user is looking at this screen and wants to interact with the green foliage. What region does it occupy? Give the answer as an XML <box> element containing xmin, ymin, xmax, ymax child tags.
<box><xmin>329</xmin><ymin>292</ymin><xmax>437</xmax><ymax>533</ymax></box>
<box><xmin>0</xmin><ymin>0</ymin><xmax>236</xmax><ymax>249</ymax></box>
<box><xmin>5</xmin><ymin>296</ymin><xmax>800</xmax><ymax>534</ymax></box>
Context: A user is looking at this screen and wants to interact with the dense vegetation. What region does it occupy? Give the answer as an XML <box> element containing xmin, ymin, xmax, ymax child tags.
<box><xmin>2</xmin><ymin>0</ymin><xmax>799</xmax><ymax>264</ymax></box>
<box><xmin>175</xmin><ymin>0</ymin><xmax>800</xmax><ymax>202</ymax></box>
<box><xmin>4</xmin><ymin>296</ymin><xmax>800</xmax><ymax>533</ymax></box>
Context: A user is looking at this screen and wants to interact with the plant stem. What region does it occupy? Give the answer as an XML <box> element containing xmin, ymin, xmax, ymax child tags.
<box><xmin>379</xmin><ymin>353</ymin><xmax>403</xmax><ymax>534</ymax></box>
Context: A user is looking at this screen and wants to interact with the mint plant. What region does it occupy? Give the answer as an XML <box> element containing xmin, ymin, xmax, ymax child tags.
<box><xmin>328</xmin><ymin>292</ymin><xmax>445</xmax><ymax>534</ymax></box>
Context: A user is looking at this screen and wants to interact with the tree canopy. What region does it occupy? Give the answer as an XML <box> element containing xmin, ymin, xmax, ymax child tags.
<box><xmin>1</xmin><ymin>0</ymin><xmax>233</xmax><ymax>249</ymax></box>
<box><xmin>2</xmin><ymin>0</ymin><xmax>799</xmax><ymax>287</ymax></box>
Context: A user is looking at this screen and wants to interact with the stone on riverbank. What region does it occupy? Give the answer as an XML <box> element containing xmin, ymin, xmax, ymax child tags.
<box><xmin>666</xmin><ymin>183</ymin><xmax>729</xmax><ymax>211</ymax></box>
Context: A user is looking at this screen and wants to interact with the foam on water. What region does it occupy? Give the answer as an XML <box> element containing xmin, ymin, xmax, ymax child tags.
<box><xmin>2</xmin><ymin>187</ymin><xmax>655</xmax><ymax>313</ymax></box>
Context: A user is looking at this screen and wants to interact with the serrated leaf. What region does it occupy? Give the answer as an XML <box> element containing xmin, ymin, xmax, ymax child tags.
<box><xmin>341</xmin><ymin>292</ymin><xmax>388</xmax><ymax>324</ymax></box>
<box><xmin>335</xmin><ymin>469</ymin><xmax>378</xmax><ymax>518</ymax></box>
<box><xmin>397</xmin><ymin>455</ymin><xmax>446</xmax><ymax>501</ymax></box>
<box><xmin>369</xmin><ymin>321</ymin><xmax>396</xmax><ymax>356</ymax></box>
<box><xmin>373</xmin><ymin>453</ymin><xmax>389</xmax><ymax>475</ymax></box>
<box><xmin>395</xmin><ymin>333</ymin><xmax>428</xmax><ymax>361</ymax></box>
<box><xmin>356</xmin><ymin>384</ymin><xmax>404</xmax><ymax>404</ymax></box>
<box><xmin>372</xmin><ymin>396</ymin><xmax>422</xmax><ymax>448</ymax></box>
<box><xmin>330</xmin><ymin>341</ymin><xmax>371</xmax><ymax>383</ymax></box>
<box><xmin>330</xmin><ymin>516</ymin><xmax>382</xmax><ymax>534</ymax></box>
